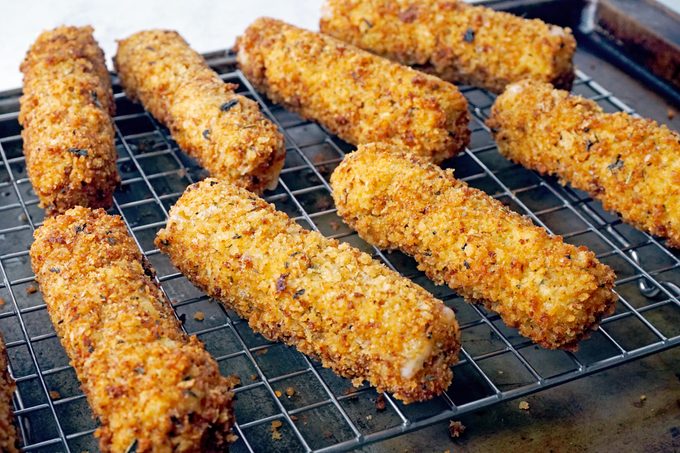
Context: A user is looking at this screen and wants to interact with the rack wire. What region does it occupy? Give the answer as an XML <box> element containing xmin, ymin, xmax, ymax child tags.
<box><xmin>0</xmin><ymin>49</ymin><xmax>677</xmax><ymax>452</ymax></box>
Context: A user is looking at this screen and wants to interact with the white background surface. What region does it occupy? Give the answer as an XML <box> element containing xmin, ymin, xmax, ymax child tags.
<box><xmin>0</xmin><ymin>0</ymin><xmax>322</xmax><ymax>91</ymax></box>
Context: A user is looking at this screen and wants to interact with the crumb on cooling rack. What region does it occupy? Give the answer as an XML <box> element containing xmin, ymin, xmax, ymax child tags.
<box><xmin>26</xmin><ymin>284</ymin><xmax>38</xmax><ymax>295</ymax></box>
<box><xmin>250</xmin><ymin>374</ymin><xmax>258</xmax><ymax>381</ymax></box>
<box><xmin>285</xmin><ymin>386</ymin><xmax>296</xmax><ymax>397</ymax></box>
<box><xmin>366</xmin><ymin>414</ymin><xmax>373</xmax><ymax>421</ymax></box>
<box><xmin>518</xmin><ymin>401</ymin><xmax>530</xmax><ymax>411</ymax></box>
<box><xmin>290</xmin><ymin>415</ymin><xmax>298</xmax><ymax>422</ymax></box>
<box><xmin>193</xmin><ymin>311</ymin><xmax>205</xmax><ymax>321</ymax></box>
<box><xmin>255</xmin><ymin>348</ymin><xmax>268</xmax><ymax>356</ymax></box>
<box><xmin>271</xmin><ymin>420</ymin><xmax>284</xmax><ymax>441</ymax></box>
<box><xmin>49</xmin><ymin>390</ymin><xmax>61</xmax><ymax>400</ymax></box>
<box><xmin>375</xmin><ymin>394</ymin><xmax>386</xmax><ymax>411</ymax></box>
<box><xmin>0</xmin><ymin>297</ymin><xmax>5</xmax><ymax>308</ymax></box>
<box><xmin>669</xmin><ymin>108</ymin><xmax>677</xmax><ymax>120</ymax></box>
<box><xmin>275</xmin><ymin>390</ymin><xmax>283</xmax><ymax>398</ymax></box>
<box><xmin>448</xmin><ymin>420</ymin><xmax>466</xmax><ymax>439</ymax></box>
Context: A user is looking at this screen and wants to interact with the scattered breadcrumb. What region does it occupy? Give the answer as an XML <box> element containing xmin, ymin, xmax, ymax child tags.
<box><xmin>250</xmin><ymin>374</ymin><xmax>258</xmax><ymax>381</ymax></box>
<box><xmin>255</xmin><ymin>348</ymin><xmax>268</xmax><ymax>356</ymax></box>
<box><xmin>375</xmin><ymin>394</ymin><xmax>386</xmax><ymax>411</ymax></box>
<box><xmin>271</xmin><ymin>420</ymin><xmax>284</xmax><ymax>441</ymax></box>
<box><xmin>518</xmin><ymin>401</ymin><xmax>530</xmax><ymax>410</ymax></box>
<box><xmin>275</xmin><ymin>390</ymin><xmax>283</xmax><ymax>398</ymax></box>
<box><xmin>18</xmin><ymin>213</ymin><xmax>28</xmax><ymax>224</ymax></box>
<box><xmin>448</xmin><ymin>420</ymin><xmax>466</xmax><ymax>439</ymax></box>
<box><xmin>290</xmin><ymin>415</ymin><xmax>298</xmax><ymax>422</ymax></box>
<box><xmin>668</xmin><ymin>108</ymin><xmax>677</xmax><ymax>120</ymax></box>
<box><xmin>26</xmin><ymin>284</ymin><xmax>38</xmax><ymax>295</ymax></box>
<box><xmin>366</xmin><ymin>414</ymin><xmax>373</xmax><ymax>421</ymax></box>
<box><xmin>0</xmin><ymin>297</ymin><xmax>5</xmax><ymax>308</ymax></box>
<box><xmin>49</xmin><ymin>390</ymin><xmax>61</xmax><ymax>400</ymax></box>
<box><xmin>329</xmin><ymin>221</ymin><xmax>340</xmax><ymax>232</ymax></box>
<box><xmin>633</xmin><ymin>395</ymin><xmax>647</xmax><ymax>408</ymax></box>
<box><xmin>285</xmin><ymin>386</ymin><xmax>295</xmax><ymax>397</ymax></box>
<box><xmin>193</xmin><ymin>311</ymin><xmax>205</xmax><ymax>321</ymax></box>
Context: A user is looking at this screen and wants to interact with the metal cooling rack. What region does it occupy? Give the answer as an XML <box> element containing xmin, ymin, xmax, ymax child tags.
<box><xmin>0</xmin><ymin>50</ymin><xmax>678</xmax><ymax>452</ymax></box>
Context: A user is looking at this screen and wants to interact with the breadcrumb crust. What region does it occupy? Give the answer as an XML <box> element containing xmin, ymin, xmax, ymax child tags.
<box><xmin>30</xmin><ymin>207</ymin><xmax>236</xmax><ymax>452</ymax></box>
<box><xmin>331</xmin><ymin>144</ymin><xmax>617</xmax><ymax>349</ymax></box>
<box><xmin>19</xmin><ymin>26</ymin><xmax>119</xmax><ymax>216</ymax></box>
<box><xmin>156</xmin><ymin>179</ymin><xmax>461</xmax><ymax>403</ymax></box>
<box><xmin>236</xmin><ymin>18</ymin><xmax>469</xmax><ymax>164</ymax></box>
<box><xmin>320</xmin><ymin>0</ymin><xmax>576</xmax><ymax>93</ymax></box>
<box><xmin>115</xmin><ymin>30</ymin><xmax>285</xmax><ymax>193</ymax></box>
<box><xmin>0</xmin><ymin>336</ymin><xmax>18</xmax><ymax>453</ymax></box>
<box><xmin>487</xmin><ymin>80</ymin><xmax>680</xmax><ymax>248</ymax></box>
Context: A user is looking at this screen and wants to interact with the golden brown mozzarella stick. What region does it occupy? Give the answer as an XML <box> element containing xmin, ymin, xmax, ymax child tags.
<box><xmin>236</xmin><ymin>18</ymin><xmax>469</xmax><ymax>164</ymax></box>
<box><xmin>320</xmin><ymin>0</ymin><xmax>576</xmax><ymax>93</ymax></box>
<box><xmin>487</xmin><ymin>80</ymin><xmax>680</xmax><ymax>248</ymax></box>
<box><xmin>156</xmin><ymin>179</ymin><xmax>460</xmax><ymax>403</ymax></box>
<box><xmin>30</xmin><ymin>207</ymin><xmax>235</xmax><ymax>452</ymax></box>
<box><xmin>115</xmin><ymin>30</ymin><xmax>285</xmax><ymax>193</ymax></box>
<box><xmin>19</xmin><ymin>26</ymin><xmax>119</xmax><ymax>215</ymax></box>
<box><xmin>0</xmin><ymin>335</ymin><xmax>18</xmax><ymax>453</ymax></box>
<box><xmin>331</xmin><ymin>144</ymin><xmax>618</xmax><ymax>350</ymax></box>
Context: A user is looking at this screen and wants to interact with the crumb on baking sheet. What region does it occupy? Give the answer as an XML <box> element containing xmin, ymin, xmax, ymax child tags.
<box><xmin>633</xmin><ymin>395</ymin><xmax>647</xmax><ymax>408</ymax></box>
<box><xmin>193</xmin><ymin>311</ymin><xmax>205</xmax><ymax>321</ymax></box>
<box><xmin>448</xmin><ymin>420</ymin><xmax>465</xmax><ymax>439</ymax></box>
<box><xmin>518</xmin><ymin>401</ymin><xmax>530</xmax><ymax>411</ymax></box>
<box><xmin>26</xmin><ymin>284</ymin><xmax>38</xmax><ymax>295</ymax></box>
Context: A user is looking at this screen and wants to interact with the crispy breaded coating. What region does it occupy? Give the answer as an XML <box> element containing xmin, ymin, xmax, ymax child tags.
<box><xmin>331</xmin><ymin>144</ymin><xmax>617</xmax><ymax>350</ymax></box>
<box><xmin>156</xmin><ymin>179</ymin><xmax>460</xmax><ymax>403</ymax></box>
<box><xmin>19</xmin><ymin>26</ymin><xmax>119</xmax><ymax>216</ymax></box>
<box><xmin>236</xmin><ymin>18</ymin><xmax>469</xmax><ymax>164</ymax></box>
<box><xmin>320</xmin><ymin>0</ymin><xmax>576</xmax><ymax>93</ymax></box>
<box><xmin>0</xmin><ymin>335</ymin><xmax>19</xmax><ymax>453</ymax></box>
<box><xmin>487</xmin><ymin>80</ymin><xmax>680</xmax><ymax>248</ymax></box>
<box><xmin>30</xmin><ymin>207</ymin><xmax>236</xmax><ymax>453</ymax></box>
<box><xmin>115</xmin><ymin>30</ymin><xmax>285</xmax><ymax>192</ymax></box>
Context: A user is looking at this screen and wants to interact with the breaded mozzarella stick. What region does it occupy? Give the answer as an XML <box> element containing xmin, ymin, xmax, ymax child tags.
<box><xmin>331</xmin><ymin>144</ymin><xmax>618</xmax><ymax>350</ymax></box>
<box><xmin>30</xmin><ymin>207</ymin><xmax>235</xmax><ymax>452</ymax></box>
<box><xmin>320</xmin><ymin>0</ymin><xmax>576</xmax><ymax>93</ymax></box>
<box><xmin>487</xmin><ymin>80</ymin><xmax>680</xmax><ymax>248</ymax></box>
<box><xmin>19</xmin><ymin>26</ymin><xmax>119</xmax><ymax>215</ymax></box>
<box><xmin>115</xmin><ymin>30</ymin><xmax>285</xmax><ymax>192</ymax></box>
<box><xmin>236</xmin><ymin>18</ymin><xmax>469</xmax><ymax>164</ymax></box>
<box><xmin>156</xmin><ymin>179</ymin><xmax>461</xmax><ymax>403</ymax></box>
<box><xmin>0</xmin><ymin>335</ymin><xmax>18</xmax><ymax>453</ymax></box>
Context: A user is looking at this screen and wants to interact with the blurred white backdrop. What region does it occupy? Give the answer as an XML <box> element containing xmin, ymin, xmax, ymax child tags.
<box><xmin>0</xmin><ymin>0</ymin><xmax>322</xmax><ymax>90</ymax></box>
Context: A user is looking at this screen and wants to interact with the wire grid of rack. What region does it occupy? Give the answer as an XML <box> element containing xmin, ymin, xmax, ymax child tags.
<box><xmin>0</xmin><ymin>49</ymin><xmax>678</xmax><ymax>452</ymax></box>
